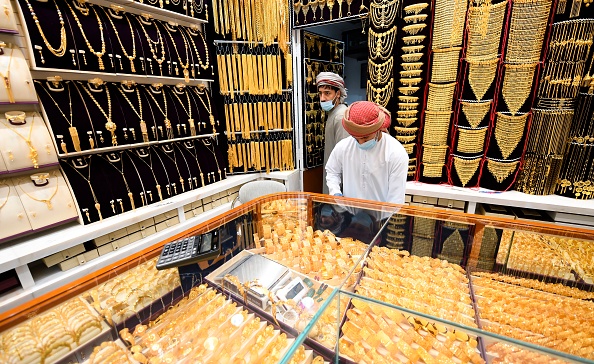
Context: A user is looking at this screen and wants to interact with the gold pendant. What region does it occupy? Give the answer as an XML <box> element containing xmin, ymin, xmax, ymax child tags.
<box><xmin>184</xmin><ymin>68</ymin><xmax>190</xmax><ymax>83</ymax></box>
<box><xmin>200</xmin><ymin>173</ymin><xmax>205</xmax><ymax>186</ymax></box>
<box><xmin>105</xmin><ymin>120</ymin><xmax>118</xmax><ymax>146</ymax></box>
<box><xmin>180</xmin><ymin>177</ymin><xmax>185</xmax><ymax>192</ymax></box>
<box><xmin>156</xmin><ymin>185</ymin><xmax>163</xmax><ymax>201</ymax></box>
<box><xmin>69</xmin><ymin>126</ymin><xmax>82</xmax><ymax>152</ymax></box>
<box><xmin>140</xmin><ymin>120</ymin><xmax>149</xmax><ymax>142</ymax></box>
<box><xmin>128</xmin><ymin>192</ymin><xmax>136</xmax><ymax>210</ymax></box>
<box><xmin>188</xmin><ymin>118</ymin><xmax>196</xmax><ymax>136</ymax></box>
<box><xmin>95</xmin><ymin>202</ymin><xmax>103</xmax><ymax>221</ymax></box>
<box><xmin>43</xmin><ymin>199</ymin><xmax>53</xmax><ymax>209</ymax></box>
<box><xmin>26</xmin><ymin>142</ymin><xmax>39</xmax><ymax>168</ymax></box>
<box><xmin>164</xmin><ymin>119</ymin><xmax>174</xmax><ymax>139</ymax></box>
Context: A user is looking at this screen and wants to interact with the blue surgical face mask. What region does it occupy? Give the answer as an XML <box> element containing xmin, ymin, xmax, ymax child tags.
<box><xmin>320</xmin><ymin>100</ymin><xmax>334</xmax><ymax>112</ymax></box>
<box><xmin>357</xmin><ymin>138</ymin><xmax>378</xmax><ymax>151</ymax></box>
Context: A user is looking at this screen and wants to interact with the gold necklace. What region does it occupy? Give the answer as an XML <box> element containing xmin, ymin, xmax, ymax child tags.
<box><xmin>467</xmin><ymin>58</ymin><xmax>498</xmax><ymax>100</ymax></box>
<box><xmin>368</xmin><ymin>57</ymin><xmax>394</xmax><ymax>86</ymax></box>
<box><xmin>203</xmin><ymin>139</ymin><xmax>222</xmax><ymax>181</ymax></box>
<box><xmin>79</xmin><ymin>81</ymin><xmax>117</xmax><ymax>145</ymax></box>
<box><xmin>431</xmin><ymin>47</ymin><xmax>461</xmax><ymax>83</ymax></box>
<box><xmin>422</xmin><ymin>144</ymin><xmax>448</xmax><ymax>164</ymax></box>
<box><xmin>17</xmin><ymin>173</ymin><xmax>59</xmax><ymax>210</ymax></box>
<box><xmin>423</xmin><ymin>110</ymin><xmax>451</xmax><ymax>145</ymax></box>
<box><xmin>193</xmin><ymin>85</ymin><xmax>217</xmax><ymax>133</ymax></box>
<box><xmin>0</xmin><ymin>47</ymin><xmax>15</xmax><ymax>103</ymax></box>
<box><xmin>133</xmin><ymin>148</ymin><xmax>164</xmax><ymax>200</ymax></box>
<box><xmin>494</xmin><ymin>112</ymin><xmax>529</xmax><ymax>159</ymax></box>
<box><xmin>159</xmin><ymin>144</ymin><xmax>185</xmax><ymax>193</ymax></box>
<box><xmin>117</xmin><ymin>84</ymin><xmax>149</xmax><ymax>142</ymax></box>
<box><xmin>370</xmin><ymin>0</ymin><xmax>398</xmax><ymax>29</ymax></box>
<box><xmin>502</xmin><ymin>63</ymin><xmax>537</xmax><ymax>115</ymax></box>
<box><xmin>505</xmin><ymin>0</ymin><xmax>552</xmax><ymax>64</ymax></box>
<box><xmin>456</xmin><ymin>126</ymin><xmax>487</xmax><ymax>154</ymax></box>
<box><xmin>461</xmin><ymin>100</ymin><xmax>491</xmax><ymax>128</ymax></box>
<box><xmin>102</xmin><ymin>10</ymin><xmax>137</xmax><ymax>73</ymax></box>
<box><xmin>183</xmin><ymin>27</ymin><xmax>210</xmax><ymax>72</ymax></box>
<box><xmin>38</xmin><ymin>81</ymin><xmax>80</xmax><ymax>152</ymax></box>
<box><xmin>171</xmin><ymin>86</ymin><xmax>196</xmax><ymax>136</ymax></box>
<box><xmin>466</xmin><ymin>0</ymin><xmax>506</xmax><ymax>62</ymax></box>
<box><xmin>367</xmin><ymin>78</ymin><xmax>394</xmax><ymax>107</ymax></box>
<box><xmin>163</xmin><ymin>24</ymin><xmax>190</xmax><ymax>82</ymax></box>
<box><xmin>144</xmin><ymin>84</ymin><xmax>173</xmax><ymax>139</ymax></box>
<box><xmin>1</xmin><ymin>112</ymin><xmax>39</xmax><ymax>168</ymax></box>
<box><xmin>137</xmin><ymin>17</ymin><xmax>166</xmax><ymax>75</ymax></box>
<box><xmin>422</xmin><ymin>162</ymin><xmax>443</xmax><ymax>177</ymax></box>
<box><xmin>426</xmin><ymin>82</ymin><xmax>456</xmax><ymax>111</ymax></box>
<box><xmin>102</xmin><ymin>152</ymin><xmax>135</xmax><ymax>210</ymax></box>
<box><xmin>67</xmin><ymin>157</ymin><xmax>102</xmax><ymax>222</ymax></box>
<box><xmin>453</xmin><ymin>155</ymin><xmax>481</xmax><ymax>187</ymax></box>
<box><xmin>432</xmin><ymin>0</ymin><xmax>467</xmax><ymax>49</ymax></box>
<box><xmin>24</xmin><ymin>0</ymin><xmax>66</xmax><ymax>59</ymax></box>
<box><xmin>368</xmin><ymin>27</ymin><xmax>396</xmax><ymax>60</ymax></box>
<box><xmin>66</xmin><ymin>3</ymin><xmax>106</xmax><ymax>70</ymax></box>
<box><xmin>487</xmin><ymin>158</ymin><xmax>519</xmax><ymax>183</ymax></box>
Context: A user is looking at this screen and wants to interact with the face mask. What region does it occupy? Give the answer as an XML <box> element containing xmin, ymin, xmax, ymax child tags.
<box><xmin>357</xmin><ymin>138</ymin><xmax>378</xmax><ymax>151</ymax></box>
<box><xmin>320</xmin><ymin>100</ymin><xmax>334</xmax><ymax>112</ymax></box>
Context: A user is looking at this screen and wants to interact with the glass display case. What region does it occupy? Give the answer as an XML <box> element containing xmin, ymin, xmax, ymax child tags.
<box><xmin>0</xmin><ymin>192</ymin><xmax>592</xmax><ymax>363</ymax></box>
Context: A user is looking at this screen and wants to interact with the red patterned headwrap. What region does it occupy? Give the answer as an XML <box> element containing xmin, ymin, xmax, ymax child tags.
<box><xmin>342</xmin><ymin>101</ymin><xmax>391</xmax><ymax>137</ymax></box>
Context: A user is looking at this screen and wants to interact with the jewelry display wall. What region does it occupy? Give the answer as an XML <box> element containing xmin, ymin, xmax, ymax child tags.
<box><xmin>294</xmin><ymin>0</ymin><xmax>369</xmax><ymax>26</ymax></box>
<box><xmin>0</xmin><ymin>42</ymin><xmax>37</xmax><ymax>104</ymax></box>
<box><xmin>17</xmin><ymin>1</ymin><xmax>213</xmax><ymax>80</ymax></box>
<box><xmin>61</xmin><ymin>140</ymin><xmax>225</xmax><ymax>225</ymax></box>
<box><xmin>418</xmin><ymin>0</ymin><xmax>468</xmax><ymax>181</ymax></box>
<box><xmin>36</xmin><ymin>79</ymin><xmax>221</xmax><ymax>155</ymax></box>
<box><xmin>303</xmin><ymin>32</ymin><xmax>344</xmax><ymax>169</ymax></box>
<box><xmin>516</xmin><ymin>16</ymin><xmax>594</xmax><ymax>196</ymax></box>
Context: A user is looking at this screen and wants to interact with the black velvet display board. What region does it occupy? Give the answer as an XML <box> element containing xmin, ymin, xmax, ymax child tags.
<box><xmin>18</xmin><ymin>0</ymin><xmax>213</xmax><ymax>80</ymax></box>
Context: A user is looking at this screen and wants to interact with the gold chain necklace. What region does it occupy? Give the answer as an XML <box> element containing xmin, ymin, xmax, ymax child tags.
<box><xmin>144</xmin><ymin>85</ymin><xmax>173</xmax><ymax>139</ymax></box>
<box><xmin>487</xmin><ymin>158</ymin><xmax>519</xmax><ymax>183</ymax></box>
<box><xmin>370</xmin><ymin>0</ymin><xmax>399</xmax><ymax>29</ymax></box>
<box><xmin>367</xmin><ymin>78</ymin><xmax>394</xmax><ymax>107</ymax></box>
<box><xmin>466</xmin><ymin>0</ymin><xmax>506</xmax><ymax>62</ymax></box>
<box><xmin>456</xmin><ymin>126</ymin><xmax>487</xmax><ymax>154</ymax></box>
<box><xmin>494</xmin><ymin>112</ymin><xmax>529</xmax><ymax>159</ymax></box>
<box><xmin>454</xmin><ymin>155</ymin><xmax>481</xmax><ymax>186</ymax></box>
<box><xmin>505</xmin><ymin>0</ymin><xmax>552</xmax><ymax>64</ymax></box>
<box><xmin>368</xmin><ymin>27</ymin><xmax>397</xmax><ymax>60</ymax></box>
<box><xmin>422</xmin><ymin>162</ymin><xmax>444</xmax><ymax>177</ymax></box>
<box><xmin>137</xmin><ymin>17</ymin><xmax>166</xmax><ymax>75</ymax></box>
<box><xmin>159</xmin><ymin>144</ymin><xmax>185</xmax><ymax>193</ymax></box>
<box><xmin>432</xmin><ymin>0</ymin><xmax>467</xmax><ymax>49</ymax></box>
<box><xmin>461</xmin><ymin>100</ymin><xmax>491</xmax><ymax>128</ymax></box>
<box><xmin>117</xmin><ymin>85</ymin><xmax>148</xmax><ymax>142</ymax></box>
<box><xmin>422</xmin><ymin>144</ymin><xmax>448</xmax><ymax>164</ymax></box>
<box><xmin>194</xmin><ymin>86</ymin><xmax>217</xmax><ymax>133</ymax></box>
<box><xmin>67</xmin><ymin>157</ymin><xmax>102</xmax><ymax>222</ymax></box>
<box><xmin>66</xmin><ymin>3</ymin><xmax>106</xmax><ymax>70</ymax></box>
<box><xmin>79</xmin><ymin>81</ymin><xmax>117</xmax><ymax>145</ymax></box>
<box><xmin>184</xmin><ymin>27</ymin><xmax>210</xmax><ymax>72</ymax></box>
<box><xmin>203</xmin><ymin>139</ymin><xmax>222</xmax><ymax>181</ymax></box>
<box><xmin>102</xmin><ymin>10</ymin><xmax>137</xmax><ymax>73</ymax></box>
<box><xmin>431</xmin><ymin>47</ymin><xmax>461</xmax><ymax>83</ymax></box>
<box><xmin>501</xmin><ymin>63</ymin><xmax>537</xmax><ymax>115</ymax></box>
<box><xmin>467</xmin><ymin>58</ymin><xmax>498</xmax><ymax>100</ymax></box>
<box><xmin>17</xmin><ymin>173</ymin><xmax>60</xmax><ymax>210</ymax></box>
<box><xmin>133</xmin><ymin>148</ymin><xmax>164</xmax><ymax>200</ymax></box>
<box><xmin>102</xmin><ymin>152</ymin><xmax>135</xmax><ymax>210</ymax></box>
<box><xmin>171</xmin><ymin>86</ymin><xmax>197</xmax><ymax>136</ymax></box>
<box><xmin>368</xmin><ymin>57</ymin><xmax>394</xmax><ymax>85</ymax></box>
<box><xmin>1</xmin><ymin>112</ymin><xmax>39</xmax><ymax>168</ymax></box>
<box><xmin>423</xmin><ymin>110</ymin><xmax>451</xmax><ymax>145</ymax></box>
<box><xmin>37</xmin><ymin>81</ymin><xmax>80</xmax><ymax>152</ymax></box>
<box><xmin>426</xmin><ymin>82</ymin><xmax>456</xmax><ymax>111</ymax></box>
<box><xmin>163</xmin><ymin>24</ymin><xmax>190</xmax><ymax>81</ymax></box>
<box><xmin>24</xmin><ymin>0</ymin><xmax>66</xmax><ymax>58</ymax></box>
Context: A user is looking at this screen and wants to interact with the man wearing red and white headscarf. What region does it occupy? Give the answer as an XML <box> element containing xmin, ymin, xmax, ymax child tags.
<box><xmin>326</xmin><ymin>101</ymin><xmax>409</xmax><ymax>204</ymax></box>
<box><xmin>316</xmin><ymin>72</ymin><xmax>350</xmax><ymax>194</ymax></box>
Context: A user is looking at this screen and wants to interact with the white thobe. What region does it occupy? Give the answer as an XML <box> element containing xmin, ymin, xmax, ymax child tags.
<box><xmin>325</xmin><ymin>134</ymin><xmax>409</xmax><ymax>204</ymax></box>
<box><xmin>322</xmin><ymin>104</ymin><xmax>349</xmax><ymax>194</ymax></box>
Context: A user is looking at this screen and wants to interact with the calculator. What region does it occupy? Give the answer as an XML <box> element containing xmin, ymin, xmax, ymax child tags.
<box><xmin>156</xmin><ymin>230</ymin><xmax>220</xmax><ymax>270</ymax></box>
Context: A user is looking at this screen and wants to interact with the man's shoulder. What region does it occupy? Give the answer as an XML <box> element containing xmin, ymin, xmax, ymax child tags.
<box><xmin>382</xmin><ymin>134</ymin><xmax>410</xmax><ymax>157</ymax></box>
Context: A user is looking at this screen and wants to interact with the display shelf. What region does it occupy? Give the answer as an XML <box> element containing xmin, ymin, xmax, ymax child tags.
<box><xmin>0</xmin><ymin>201</ymin><xmax>232</xmax><ymax>313</ymax></box>
<box><xmin>30</xmin><ymin>69</ymin><xmax>214</xmax><ymax>87</ymax></box>
<box><xmin>406</xmin><ymin>181</ymin><xmax>594</xmax><ymax>216</ymax></box>
<box><xmin>88</xmin><ymin>0</ymin><xmax>208</xmax><ymax>28</ymax></box>
<box><xmin>55</xmin><ymin>133</ymin><xmax>221</xmax><ymax>158</ymax></box>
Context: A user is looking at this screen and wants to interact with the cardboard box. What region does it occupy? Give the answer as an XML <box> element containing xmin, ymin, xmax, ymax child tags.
<box><xmin>192</xmin><ymin>200</ymin><xmax>204</xmax><ymax>213</ymax></box>
<box><xmin>92</xmin><ymin>234</ymin><xmax>111</xmax><ymax>247</ymax></box>
<box><xmin>412</xmin><ymin>195</ymin><xmax>438</xmax><ymax>205</ymax></box>
<box><xmin>404</xmin><ymin>195</ymin><xmax>412</xmax><ymax>203</ymax></box>
<box><xmin>59</xmin><ymin>256</ymin><xmax>79</xmax><ymax>271</ymax></box>
<box><xmin>203</xmin><ymin>202</ymin><xmax>213</xmax><ymax>211</ymax></box>
<box><xmin>126</xmin><ymin>223</ymin><xmax>141</xmax><ymax>234</ymax></box>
